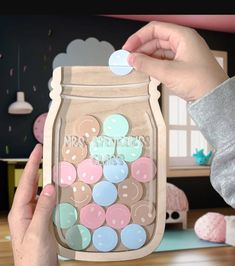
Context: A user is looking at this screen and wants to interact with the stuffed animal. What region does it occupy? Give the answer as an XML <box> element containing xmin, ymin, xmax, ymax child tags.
<box><xmin>166</xmin><ymin>183</ymin><xmax>189</xmax><ymax>229</ymax></box>
<box><xmin>194</xmin><ymin>212</ymin><xmax>226</xmax><ymax>243</ymax></box>
<box><xmin>194</xmin><ymin>212</ymin><xmax>235</xmax><ymax>246</ymax></box>
<box><xmin>193</xmin><ymin>149</ymin><xmax>213</xmax><ymax>165</ymax></box>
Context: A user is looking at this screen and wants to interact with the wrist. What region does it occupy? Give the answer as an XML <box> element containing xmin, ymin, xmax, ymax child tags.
<box><xmin>191</xmin><ymin>74</ymin><xmax>229</xmax><ymax>102</ymax></box>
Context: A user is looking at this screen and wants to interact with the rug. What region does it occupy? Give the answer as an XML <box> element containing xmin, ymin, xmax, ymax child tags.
<box><xmin>156</xmin><ymin>229</ymin><xmax>228</xmax><ymax>252</ymax></box>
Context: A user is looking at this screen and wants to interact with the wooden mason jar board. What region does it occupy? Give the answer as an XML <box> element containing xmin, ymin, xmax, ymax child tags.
<box><xmin>43</xmin><ymin>66</ymin><xmax>166</xmax><ymax>261</ymax></box>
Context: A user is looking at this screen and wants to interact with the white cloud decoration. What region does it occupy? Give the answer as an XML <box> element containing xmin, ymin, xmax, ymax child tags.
<box><xmin>53</xmin><ymin>37</ymin><xmax>115</xmax><ymax>69</ymax></box>
<box><xmin>48</xmin><ymin>37</ymin><xmax>115</xmax><ymax>107</ymax></box>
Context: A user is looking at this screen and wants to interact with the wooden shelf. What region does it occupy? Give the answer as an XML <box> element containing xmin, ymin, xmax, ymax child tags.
<box><xmin>167</xmin><ymin>165</ymin><xmax>210</xmax><ymax>178</ymax></box>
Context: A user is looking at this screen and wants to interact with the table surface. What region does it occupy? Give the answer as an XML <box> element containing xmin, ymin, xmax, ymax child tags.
<box><xmin>1</xmin><ymin>208</ymin><xmax>235</xmax><ymax>266</ymax></box>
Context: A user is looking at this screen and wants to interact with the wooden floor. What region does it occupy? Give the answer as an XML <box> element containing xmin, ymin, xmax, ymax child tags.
<box><xmin>1</xmin><ymin>207</ymin><xmax>235</xmax><ymax>266</ymax></box>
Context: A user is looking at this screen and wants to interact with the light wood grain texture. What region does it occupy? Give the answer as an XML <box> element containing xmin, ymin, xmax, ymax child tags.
<box><xmin>1</xmin><ymin>208</ymin><xmax>235</xmax><ymax>266</ymax></box>
<box><xmin>43</xmin><ymin>66</ymin><xmax>166</xmax><ymax>261</ymax></box>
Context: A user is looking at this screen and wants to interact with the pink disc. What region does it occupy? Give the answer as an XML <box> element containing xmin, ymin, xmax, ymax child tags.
<box><xmin>106</xmin><ymin>203</ymin><xmax>131</xmax><ymax>229</ymax></box>
<box><xmin>80</xmin><ymin>203</ymin><xmax>106</xmax><ymax>229</ymax></box>
<box><xmin>33</xmin><ymin>113</ymin><xmax>47</xmax><ymax>143</ymax></box>
<box><xmin>131</xmin><ymin>157</ymin><xmax>157</xmax><ymax>183</ymax></box>
<box><xmin>53</xmin><ymin>161</ymin><xmax>77</xmax><ymax>187</ymax></box>
<box><xmin>77</xmin><ymin>159</ymin><xmax>102</xmax><ymax>184</ymax></box>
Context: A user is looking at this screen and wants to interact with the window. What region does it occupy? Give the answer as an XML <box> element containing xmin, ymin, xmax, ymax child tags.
<box><xmin>161</xmin><ymin>50</ymin><xmax>228</xmax><ymax>176</ymax></box>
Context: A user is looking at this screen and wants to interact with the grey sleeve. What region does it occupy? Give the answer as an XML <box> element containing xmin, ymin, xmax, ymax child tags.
<box><xmin>188</xmin><ymin>77</ymin><xmax>235</xmax><ymax>208</ymax></box>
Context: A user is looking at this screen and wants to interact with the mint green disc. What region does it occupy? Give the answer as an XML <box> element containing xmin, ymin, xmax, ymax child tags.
<box><xmin>65</xmin><ymin>224</ymin><xmax>91</xmax><ymax>250</ymax></box>
<box><xmin>89</xmin><ymin>136</ymin><xmax>115</xmax><ymax>162</ymax></box>
<box><xmin>117</xmin><ymin>136</ymin><xmax>143</xmax><ymax>162</ymax></box>
<box><xmin>53</xmin><ymin>203</ymin><xmax>78</xmax><ymax>229</ymax></box>
<box><xmin>103</xmin><ymin>114</ymin><xmax>129</xmax><ymax>138</ymax></box>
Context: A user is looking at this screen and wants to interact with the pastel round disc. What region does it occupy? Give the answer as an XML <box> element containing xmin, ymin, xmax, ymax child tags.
<box><xmin>121</xmin><ymin>224</ymin><xmax>146</xmax><ymax>249</ymax></box>
<box><xmin>33</xmin><ymin>113</ymin><xmax>48</xmax><ymax>143</ymax></box>
<box><xmin>62</xmin><ymin>143</ymin><xmax>88</xmax><ymax>165</ymax></box>
<box><xmin>92</xmin><ymin>181</ymin><xmax>117</xmax><ymax>206</ymax></box>
<box><xmin>103</xmin><ymin>157</ymin><xmax>128</xmax><ymax>183</ymax></box>
<box><xmin>131</xmin><ymin>157</ymin><xmax>157</xmax><ymax>183</ymax></box>
<box><xmin>118</xmin><ymin>178</ymin><xmax>143</xmax><ymax>206</ymax></box>
<box><xmin>60</xmin><ymin>180</ymin><xmax>92</xmax><ymax>209</ymax></box>
<box><xmin>53</xmin><ymin>203</ymin><xmax>78</xmax><ymax>229</ymax></box>
<box><xmin>106</xmin><ymin>203</ymin><xmax>131</xmax><ymax>229</ymax></box>
<box><xmin>53</xmin><ymin>161</ymin><xmax>77</xmax><ymax>187</ymax></box>
<box><xmin>103</xmin><ymin>114</ymin><xmax>129</xmax><ymax>138</ymax></box>
<box><xmin>65</xmin><ymin>224</ymin><xmax>91</xmax><ymax>250</ymax></box>
<box><xmin>117</xmin><ymin>136</ymin><xmax>143</xmax><ymax>162</ymax></box>
<box><xmin>89</xmin><ymin>136</ymin><xmax>115</xmax><ymax>162</ymax></box>
<box><xmin>131</xmin><ymin>200</ymin><xmax>156</xmax><ymax>226</ymax></box>
<box><xmin>92</xmin><ymin>226</ymin><xmax>118</xmax><ymax>252</ymax></box>
<box><xmin>80</xmin><ymin>203</ymin><xmax>106</xmax><ymax>229</ymax></box>
<box><xmin>108</xmin><ymin>49</ymin><xmax>133</xmax><ymax>76</ymax></box>
<box><xmin>74</xmin><ymin>115</ymin><xmax>100</xmax><ymax>143</ymax></box>
<box><xmin>77</xmin><ymin>159</ymin><xmax>102</xmax><ymax>184</ymax></box>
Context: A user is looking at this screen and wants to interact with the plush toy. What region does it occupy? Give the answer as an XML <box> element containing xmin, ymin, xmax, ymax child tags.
<box><xmin>194</xmin><ymin>212</ymin><xmax>226</xmax><ymax>243</ymax></box>
<box><xmin>193</xmin><ymin>149</ymin><xmax>213</xmax><ymax>165</ymax></box>
<box><xmin>166</xmin><ymin>183</ymin><xmax>189</xmax><ymax>229</ymax></box>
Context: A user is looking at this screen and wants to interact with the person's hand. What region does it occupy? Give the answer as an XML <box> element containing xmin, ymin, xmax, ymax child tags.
<box><xmin>123</xmin><ymin>21</ymin><xmax>229</xmax><ymax>101</ymax></box>
<box><xmin>8</xmin><ymin>144</ymin><xmax>58</xmax><ymax>266</ymax></box>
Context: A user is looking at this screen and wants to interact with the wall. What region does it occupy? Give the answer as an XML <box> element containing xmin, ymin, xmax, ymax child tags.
<box><xmin>0</xmin><ymin>15</ymin><xmax>235</xmax><ymax>211</ymax></box>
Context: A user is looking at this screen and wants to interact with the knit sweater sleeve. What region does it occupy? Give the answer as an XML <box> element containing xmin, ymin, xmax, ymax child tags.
<box><xmin>188</xmin><ymin>77</ymin><xmax>235</xmax><ymax>208</ymax></box>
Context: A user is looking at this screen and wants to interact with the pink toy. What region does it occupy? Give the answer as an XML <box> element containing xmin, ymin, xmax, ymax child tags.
<box><xmin>194</xmin><ymin>212</ymin><xmax>226</xmax><ymax>243</ymax></box>
<box><xmin>166</xmin><ymin>183</ymin><xmax>189</xmax><ymax>229</ymax></box>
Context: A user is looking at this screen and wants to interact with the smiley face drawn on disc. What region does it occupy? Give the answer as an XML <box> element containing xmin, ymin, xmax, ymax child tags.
<box><xmin>118</xmin><ymin>178</ymin><xmax>143</xmax><ymax>206</ymax></box>
<box><xmin>131</xmin><ymin>157</ymin><xmax>157</xmax><ymax>183</ymax></box>
<box><xmin>80</xmin><ymin>203</ymin><xmax>106</xmax><ymax>230</ymax></box>
<box><xmin>74</xmin><ymin>115</ymin><xmax>100</xmax><ymax>143</ymax></box>
<box><xmin>65</xmin><ymin>224</ymin><xmax>91</xmax><ymax>251</ymax></box>
<box><xmin>131</xmin><ymin>200</ymin><xmax>156</xmax><ymax>226</ymax></box>
<box><xmin>106</xmin><ymin>203</ymin><xmax>131</xmax><ymax>229</ymax></box>
<box><xmin>103</xmin><ymin>114</ymin><xmax>129</xmax><ymax>139</ymax></box>
<box><xmin>62</xmin><ymin>143</ymin><xmax>88</xmax><ymax>165</ymax></box>
<box><xmin>53</xmin><ymin>161</ymin><xmax>77</xmax><ymax>187</ymax></box>
<box><xmin>77</xmin><ymin>158</ymin><xmax>103</xmax><ymax>184</ymax></box>
<box><xmin>116</xmin><ymin>136</ymin><xmax>143</xmax><ymax>162</ymax></box>
<box><xmin>108</xmin><ymin>49</ymin><xmax>133</xmax><ymax>76</ymax></box>
<box><xmin>60</xmin><ymin>181</ymin><xmax>92</xmax><ymax>209</ymax></box>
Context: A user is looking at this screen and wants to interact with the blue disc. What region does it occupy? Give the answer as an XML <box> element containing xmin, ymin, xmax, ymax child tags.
<box><xmin>92</xmin><ymin>181</ymin><xmax>117</xmax><ymax>206</ymax></box>
<box><xmin>53</xmin><ymin>203</ymin><xmax>78</xmax><ymax>229</ymax></box>
<box><xmin>103</xmin><ymin>157</ymin><xmax>128</xmax><ymax>183</ymax></box>
<box><xmin>92</xmin><ymin>226</ymin><xmax>118</xmax><ymax>252</ymax></box>
<box><xmin>121</xmin><ymin>224</ymin><xmax>146</xmax><ymax>249</ymax></box>
<box><xmin>108</xmin><ymin>49</ymin><xmax>133</xmax><ymax>76</ymax></box>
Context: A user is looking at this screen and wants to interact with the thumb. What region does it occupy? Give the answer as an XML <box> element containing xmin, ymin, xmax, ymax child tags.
<box><xmin>128</xmin><ymin>52</ymin><xmax>175</xmax><ymax>83</ymax></box>
<box><xmin>30</xmin><ymin>184</ymin><xmax>56</xmax><ymax>235</ymax></box>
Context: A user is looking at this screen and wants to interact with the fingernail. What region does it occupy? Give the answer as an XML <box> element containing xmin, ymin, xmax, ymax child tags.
<box><xmin>36</xmin><ymin>143</ymin><xmax>42</xmax><ymax>149</ymax></box>
<box><xmin>43</xmin><ymin>184</ymin><xmax>55</xmax><ymax>197</ymax></box>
